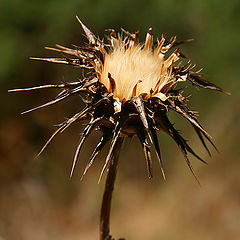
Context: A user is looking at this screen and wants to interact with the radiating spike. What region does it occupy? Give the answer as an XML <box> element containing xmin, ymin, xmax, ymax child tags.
<box><xmin>98</xmin><ymin>122</ymin><xmax>122</xmax><ymax>183</ymax></box>
<box><xmin>61</xmin><ymin>96</ymin><xmax>111</xmax><ymax>135</ymax></box>
<box><xmin>55</xmin><ymin>44</ymin><xmax>72</xmax><ymax>50</ymax></box>
<box><xmin>59</xmin><ymin>106</ymin><xmax>92</xmax><ymax>133</ymax></box>
<box><xmin>178</xmin><ymin>135</ymin><xmax>207</xmax><ymax>164</ymax></box>
<box><xmin>82</xmin><ymin>77</ymin><xmax>99</xmax><ymax>87</ymax></box>
<box><xmin>161</xmin><ymin>113</ymin><xmax>206</xmax><ymax>163</ymax></box>
<box><xmin>196</xmin><ymin>125</ymin><xmax>219</xmax><ymax>153</ymax></box>
<box><xmin>36</xmin><ymin>122</ymin><xmax>67</xmax><ymax>158</ymax></box>
<box><xmin>70</xmin><ymin>117</ymin><xmax>102</xmax><ymax>178</ymax></box>
<box><xmin>159</xmin><ymin>114</ymin><xmax>200</xmax><ymax>184</ymax></box>
<box><xmin>70</xmin><ymin>122</ymin><xmax>93</xmax><ymax>178</ymax></box>
<box><xmin>132</xmin><ymin>96</ymin><xmax>153</xmax><ymax>143</ymax></box>
<box><xmin>192</xmin><ymin>124</ymin><xmax>211</xmax><ymax>156</ymax></box>
<box><xmin>21</xmin><ymin>92</ymin><xmax>70</xmax><ymax>114</ymax></box>
<box><xmin>143</xmin><ymin>143</ymin><xmax>153</xmax><ymax>179</ymax></box>
<box><xmin>149</xmin><ymin>126</ymin><xmax>166</xmax><ymax>180</ymax></box>
<box><xmin>31</xmin><ymin>56</ymin><xmax>94</xmax><ymax>69</ymax></box>
<box><xmin>188</xmin><ymin>72</ymin><xmax>230</xmax><ymax>95</ymax></box>
<box><xmin>45</xmin><ymin>46</ymin><xmax>89</xmax><ymax>59</ymax></box>
<box><xmin>144</xmin><ymin>28</ymin><xmax>153</xmax><ymax>51</ymax></box>
<box><xmin>8</xmin><ymin>83</ymin><xmax>69</xmax><ymax>92</ymax></box>
<box><xmin>76</xmin><ymin>16</ymin><xmax>97</xmax><ymax>45</ymax></box>
<box><xmin>81</xmin><ymin>132</ymin><xmax>111</xmax><ymax>180</ymax></box>
<box><xmin>132</xmin><ymin>96</ymin><xmax>149</xmax><ymax>131</ymax></box>
<box><xmin>183</xmin><ymin>151</ymin><xmax>201</xmax><ymax>186</ymax></box>
<box><xmin>30</xmin><ymin>57</ymin><xmax>80</xmax><ymax>66</ymax></box>
<box><xmin>45</xmin><ymin>46</ymin><xmax>75</xmax><ymax>55</ymax></box>
<box><xmin>172</xmin><ymin>38</ymin><xmax>194</xmax><ymax>48</ymax></box>
<box><xmin>36</xmin><ymin>106</ymin><xmax>92</xmax><ymax>157</ymax></box>
<box><xmin>167</xmin><ymin>99</ymin><xmax>211</xmax><ymax>139</ymax></box>
<box><xmin>55</xmin><ymin>89</ymin><xmax>68</xmax><ymax>99</ymax></box>
<box><xmin>136</xmin><ymin>129</ymin><xmax>153</xmax><ymax>179</ymax></box>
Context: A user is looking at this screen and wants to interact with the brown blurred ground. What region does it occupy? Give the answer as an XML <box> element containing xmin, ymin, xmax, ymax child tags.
<box><xmin>1</xmin><ymin>0</ymin><xmax>240</xmax><ymax>239</ymax></box>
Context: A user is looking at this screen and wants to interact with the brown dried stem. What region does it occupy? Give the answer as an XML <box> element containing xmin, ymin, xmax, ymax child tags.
<box><xmin>100</xmin><ymin>137</ymin><xmax>124</xmax><ymax>240</ymax></box>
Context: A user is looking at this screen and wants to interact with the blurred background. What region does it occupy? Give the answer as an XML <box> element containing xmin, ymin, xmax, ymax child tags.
<box><xmin>1</xmin><ymin>0</ymin><xmax>240</xmax><ymax>239</ymax></box>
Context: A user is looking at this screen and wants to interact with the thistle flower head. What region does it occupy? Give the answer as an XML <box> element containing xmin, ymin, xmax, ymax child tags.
<box><xmin>10</xmin><ymin>17</ymin><xmax>228</xmax><ymax>182</ymax></box>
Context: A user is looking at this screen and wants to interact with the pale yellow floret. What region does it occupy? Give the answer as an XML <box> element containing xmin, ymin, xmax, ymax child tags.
<box><xmin>100</xmin><ymin>45</ymin><xmax>170</xmax><ymax>101</ymax></box>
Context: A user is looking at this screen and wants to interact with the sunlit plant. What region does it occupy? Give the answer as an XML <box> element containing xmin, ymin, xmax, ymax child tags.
<box><xmin>9</xmin><ymin>17</ymin><xmax>228</xmax><ymax>240</ymax></box>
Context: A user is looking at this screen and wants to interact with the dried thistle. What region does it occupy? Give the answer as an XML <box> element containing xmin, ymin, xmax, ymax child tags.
<box><xmin>9</xmin><ymin>17</ymin><xmax>228</xmax><ymax>240</ymax></box>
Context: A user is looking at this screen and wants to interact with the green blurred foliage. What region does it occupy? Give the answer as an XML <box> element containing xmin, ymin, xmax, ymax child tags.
<box><xmin>0</xmin><ymin>0</ymin><xmax>240</xmax><ymax>239</ymax></box>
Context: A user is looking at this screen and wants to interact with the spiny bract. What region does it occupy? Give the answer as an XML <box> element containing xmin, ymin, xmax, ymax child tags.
<box><xmin>10</xmin><ymin>17</ymin><xmax>228</xmax><ymax>182</ymax></box>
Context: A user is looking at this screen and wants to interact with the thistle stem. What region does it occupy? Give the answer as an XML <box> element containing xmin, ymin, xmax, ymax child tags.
<box><xmin>100</xmin><ymin>137</ymin><xmax>124</xmax><ymax>240</ymax></box>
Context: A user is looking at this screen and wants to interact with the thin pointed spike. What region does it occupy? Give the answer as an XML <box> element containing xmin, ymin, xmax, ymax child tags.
<box><xmin>172</xmin><ymin>38</ymin><xmax>194</xmax><ymax>48</ymax></box>
<box><xmin>70</xmin><ymin>118</ymin><xmax>99</xmax><ymax>178</ymax></box>
<box><xmin>188</xmin><ymin>72</ymin><xmax>230</xmax><ymax>95</ymax></box>
<box><xmin>55</xmin><ymin>89</ymin><xmax>68</xmax><ymax>99</ymax></box>
<box><xmin>192</xmin><ymin>124</ymin><xmax>211</xmax><ymax>157</ymax></box>
<box><xmin>183</xmin><ymin>152</ymin><xmax>201</xmax><ymax>186</ymax></box>
<box><xmin>166</xmin><ymin>120</ymin><xmax>207</xmax><ymax>164</ymax></box>
<box><xmin>45</xmin><ymin>46</ymin><xmax>70</xmax><ymax>53</ymax></box>
<box><xmin>55</xmin><ymin>44</ymin><xmax>72</xmax><ymax>50</ymax></box>
<box><xmin>184</xmin><ymin>111</ymin><xmax>218</xmax><ymax>153</ymax></box>
<box><xmin>132</xmin><ymin>96</ymin><xmax>149</xmax><ymax>130</ymax></box>
<box><xmin>81</xmin><ymin>133</ymin><xmax>111</xmax><ymax>180</ymax></box>
<box><xmin>143</xmin><ymin>143</ymin><xmax>153</xmax><ymax>179</ymax></box>
<box><xmin>8</xmin><ymin>84</ymin><xmax>66</xmax><ymax>92</ymax></box>
<box><xmin>76</xmin><ymin>16</ymin><xmax>97</xmax><ymax>45</ymax></box>
<box><xmin>36</xmin><ymin>122</ymin><xmax>67</xmax><ymax>158</ymax></box>
<box><xmin>150</xmin><ymin>126</ymin><xmax>166</xmax><ymax>180</ymax></box>
<box><xmin>132</xmin><ymin>96</ymin><xmax>152</xmax><ymax>143</ymax></box>
<box><xmin>200</xmin><ymin>129</ymin><xmax>219</xmax><ymax>153</ymax></box>
<box><xmin>136</xmin><ymin>129</ymin><xmax>153</xmax><ymax>179</ymax></box>
<box><xmin>21</xmin><ymin>93</ymin><xmax>69</xmax><ymax>114</ymax></box>
<box><xmin>70</xmin><ymin>130</ymin><xmax>90</xmax><ymax>178</ymax></box>
<box><xmin>167</xmin><ymin>102</ymin><xmax>211</xmax><ymax>139</ymax></box>
<box><xmin>167</xmin><ymin>124</ymin><xmax>201</xmax><ymax>183</ymax></box>
<box><xmin>45</xmin><ymin>46</ymin><xmax>80</xmax><ymax>56</ymax></box>
<box><xmin>30</xmin><ymin>57</ymin><xmax>67</xmax><ymax>63</ymax></box>
<box><xmin>182</xmin><ymin>139</ymin><xmax>208</xmax><ymax>164</ymax></box>
<box><xmin>30</xmin><ymin>57</ymin><xmax>87</xmax><ymax>67</ymax></box>
<box><xmin>98</xmin><ymin>123</ymin><xmax>121</xmax><ymax>184</ymax></box>
<box><xmin>60</xmin><ymin>106</ymin><xmax>92</xmax><ymax>133</ymax></box>
<box><xmin>160</xmin><ymin>114</ymin><xmax>200</xmax><ymax>184</ymax></box>
<box><xmin>36</xmin><ymin>106</ymin><xmax>91</xmax><ymax>157</ymax></box>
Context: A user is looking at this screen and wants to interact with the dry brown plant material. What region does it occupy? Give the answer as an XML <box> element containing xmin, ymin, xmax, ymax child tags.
<box><xmin>9</xmin><ymin>17</ymin><xmax>229</xmax><ymax>240</ymax></box>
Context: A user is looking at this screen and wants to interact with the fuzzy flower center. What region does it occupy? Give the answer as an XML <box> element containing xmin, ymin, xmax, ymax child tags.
<box><xmin>100</xmin><ymin>46</ymin><xmax>165</xmax><ymax>101</ymax></box>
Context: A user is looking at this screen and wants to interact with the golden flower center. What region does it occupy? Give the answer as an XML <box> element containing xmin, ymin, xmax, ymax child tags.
<box><xmin>100</xmin><ymin>46</ymin><xmax>164</xmax><ymax>101</ymax></box>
